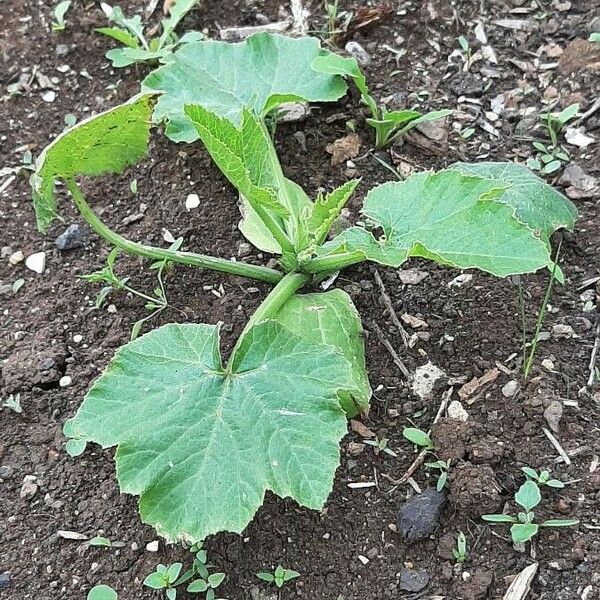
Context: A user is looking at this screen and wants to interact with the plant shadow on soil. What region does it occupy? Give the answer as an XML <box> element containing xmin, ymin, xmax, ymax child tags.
<box><xmin>1</xmin><ymin>0</ymin><xmax>599</xmax><ymax>599</ymax></box>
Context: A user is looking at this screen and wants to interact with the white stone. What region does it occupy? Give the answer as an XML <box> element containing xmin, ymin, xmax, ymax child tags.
<box><xmin>9</xmin><ymin>250</ymin><xmax>24</xmax><ymax>265</ymax></box>
<box><xmin>25</xmin><ymin>251</ymin><xmax>46</xmax><ymax>274</ymax></box>
<box><xmin>448</xmin><ymin>273</ymin><xmax>473</xmax><ymax>288</ymax></box>
<box><xmin>447</xmin><ymin>400</ymin><xmax>469</xmax><ymax>422</ymax></box>
<box><xmin>73</xmin><ymin>334</ymin><xmax>83</xmax><ymax>343</ymax></box>
<box><xmin>59</xmin><ymin>376</ymin><xmax>72</xmax><ymax>388</ymax></box>
<box><xmin>411</xmin><ymin>362</ymin><xmax>446</xmax><ymax>401</ymax></box>
<box><xmin>42</xmin><ymin>90</ymin><xmax>56</xmax><ymax>103</ymax></box>
<box><xmin>146</xmin><ymin>540</ymin><xmax>159</xmax><ymax>552</ymax></box>
<box><xmin>501</xmin><ymin>380</ymin><xmax>519</xmax><ymax>398</ymax></box>
<box><xmin>185</xmin><ymin>193</ymin><xmax>201</xmax><ymax>210</ymax></box>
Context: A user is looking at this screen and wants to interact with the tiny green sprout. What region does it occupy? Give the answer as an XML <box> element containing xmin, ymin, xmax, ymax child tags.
<box><xmin>130</xmin><ymin>178</ymin><xmax>138</xmax><ymax>195</ymax></box>
<box><xmin>542</xmin><ymin>103</ymin><xmax>579</xmax><ymax>148</ymax></box>
<box><xmin>364</xmin><ymin>436</ymin><xmax>397</xmax><ymax>457</ymax></box>
<box><xmin>521</xmin><ymin>466</ymin><xmax>565</xmax><ymax>489</ymax></box>
<box><xmin>12</xmin><ymin>278</ymin><xmax>25</xmax><ymax>294</ymax></box>
<box><xmin>482</xmin><ymin>479</ymin><xmax>578</xmax><ymax>545</ymax></box>
<box><xmin>590</xmin><ymin>32</ymin><xmax>600</xmax><ymax>43</ymax></box>
<box><xmin>187</xmin><ymin>572</ymin><xmax>226</xmax><ymax>599</ymax></box>
<box><xmin>144</xmin><ymin>563</ymin><xmax>183</xmax><ymax>600</ymax></box>
<box><xmin>87</xmin><ymin>585</ymin><xmax>118</xmax><ymax>600</ymax></box>
<box><xmin>2</xmin><ymin>393</ymin><xmax>22</xmax><ymax>414</ymax></box>
<box><xmin>257</xmin><ymin>565</ymin><xmax>300</xmax><ymax>589</ymax></box>
<box><xmin>457</xmin><ymin>35</ymin><xmax>473</xmax><ymax>71</ymax></box>
<box><xmin>425</xmin><ymin>459</ymin><xmax>450</xmax><ymax>491</ymax></box>
<box><xmin>52</xmin><ymin>1</ymin><xmax>72</xmax><ymax>32</ymax></box>
<box><xmin>403</xmin><ymin>427</ymin><xmax>434</xmax><ymax>450</ymax></box>
<box><xmin>460</xmin><ymin>127</ymin><xmax>475</xmax><ymax>140</ymax></box>
<box><xmin>64</xmin><ymin>113</ymin><xmax>77</xmax><ymax>128</ymax></box>
<box><xmin>89</xmin><ymin>536</ymin><xmax>112</xmax><ymax>547</ymax></box>
<box><xmin>452</xmin><ymin>531</ymin><xmax>467</xmax><ymax>563</ymax></box>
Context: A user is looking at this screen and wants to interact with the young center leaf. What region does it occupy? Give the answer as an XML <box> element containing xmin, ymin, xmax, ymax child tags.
<box><xmin>63</xmin><ymin>321</ymin><xmax>357</xmax><ymax>543</ymax></box>
<box><xmin>319</xmin><ymin>169</ymin><xmax>556</xmax><ymax>277</ymax></box>
<box><xmin>30</xmin><ymin>94</ymin><xmax>154</xmax><ymax>232</ymax></box>
<box><xmin>185</xmin><ymin>104</ymin><xmax>311</xmax><ymax>255</ymax></box>
<box><xmin>143</xmin><ymin>33</ymin><xmax>349</xmax><ymax>142</ymax></box>
<box><xmin>449</xmin><ymin>162</ymin><xmax>578</xmax><ymax>239</ymax></box>
<box><xmin>271</xmin><ymin>289</ymin><xmax>371</xmax><ymax>416</ymax></box>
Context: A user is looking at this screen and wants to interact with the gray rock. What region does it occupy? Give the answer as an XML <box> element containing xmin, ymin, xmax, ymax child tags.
<box><xmin>544</xmin><ymin>400</ymin><xmax>563</xmax><ymax>433</ymax></box>
<box><xmin>0</xmin><ymin>284</ymin><xmax>12</xmax><ymax>296</ymax></box>
<box><xmin>399</xmin><ymin>567</ymin><xmax>429</xmax><ymax>592</ymax></box>
<box><xmin>55</xmin><ymin>224</ymin><xmax>87</xmax><ymax>251</ymax></box>
<box><xmin>0</xmin><ymin>573</ymin><xmax>10</xmax><ymax>589</ymax></box>
<box><xmin>398</xmin><ymin>488</ymin><xmax>446</xmax><ymax>542</ymax></box>
<box><xmin>345</xmin><ymin>41</ymin><xmax>371</xmax><ymax>66</ymax></box>
<box><xmin>0</xmin><ymin>465</ymin><xmax>14</xmax><ymax>479</ymax></box>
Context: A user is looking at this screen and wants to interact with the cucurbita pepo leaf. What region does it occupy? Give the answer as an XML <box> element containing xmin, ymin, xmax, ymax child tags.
<box><xmin>30</xmin><ymin>94</ymin><xmax>155</xmax><ymax>232</ymax></box>
<box><xmin>320</xmin><ymin>169</ymin><xmax>556</xmax><ymax>277</ymax></box>
<box><xmin>449</xmin><ymin>161</ymin><xmax>578</xmax><ymax>239</ymax></box>
<box><xmin>143</xmin><ymin>33</ymin><xmax>349</xmax><ymax>142</ymax></box>
<box><xmin>64</xmin><ymin>321</ymin><xmax>357</xmax><ymax>543</ymax></box>
<box><xmin>271</xmin><ymin>289</ymin><xmax>371</xmax><ymax>417</ymax></box>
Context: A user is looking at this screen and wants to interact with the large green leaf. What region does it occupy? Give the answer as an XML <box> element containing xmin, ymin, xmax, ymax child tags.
<box><xmin>449</xmin><ymin>162</ymin><xmax>578</xmax><ymax>238</ymax></box>
<box><xmin>64</xmin><ymin>321</ymin><xmax>356</xmax><ymax>542</ymax></box>
<box><xmin>321</xmin><ymin>170</ymin><xmax>553</xmax><ymax>277</ymax></box>
<box><xmin>272</xmin><ymin>290</ymin><xmax>370</xmax><ymax>416</ymax></box>
<box><xmin>143</xmin><ymin>33</ymin><xmax>349</xmax><ymax>142</ymax></box>
<box><xmin>30</xmin><ymin>94</ymin><xmax>154</xmax><ymax>232</ymax></box>
<box><xmin>185</xmin><ymin>104</ymin><xmax>311</xmax><ymax>254</ymax></box>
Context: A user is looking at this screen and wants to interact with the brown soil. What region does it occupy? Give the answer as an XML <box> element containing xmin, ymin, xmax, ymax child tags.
<box><xmin>1</xmin><ymin>1</ymin><xmax>599</xmax><ymax>599</ymax></box>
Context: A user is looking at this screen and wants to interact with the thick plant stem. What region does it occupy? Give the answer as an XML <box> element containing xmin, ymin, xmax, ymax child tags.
<box><xmin>66</xmin><ymin>179</ymin><xmax>283</xmax><ymax>285</ymax></box>
<box><xmin>302</xmin><ymin>251</ymin><xmax>366</xmax><ymax>274</ymax></box>
<box><xmin>228</xmin><ymin>271</ymin><xmax>310</xmax><ymax>371</ymax></box>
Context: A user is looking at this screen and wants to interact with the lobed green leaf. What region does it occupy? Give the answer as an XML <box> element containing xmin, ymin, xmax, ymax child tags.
<box><xmin>64</xmin><ymin>321</ymin><xmax>357</xmax><ymax>543</ymax></box>
<box><xmin>143</xmin><ymin>33</ymin><xmax>349</xmax><ymax>142</ymax></box>
<box><xmin>31</xmin><ymin>94</ymin><xmax>154</xmax><ymax>232</ymax></box>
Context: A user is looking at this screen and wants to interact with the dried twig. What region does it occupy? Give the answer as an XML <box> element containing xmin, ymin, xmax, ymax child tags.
<box><xmin>577</xmin><ymin>97</ymin><xmax>600</xmax><ymax>125</ymax></box>
<box><xmin>587</xmin><ymin>322</ymin><xmax>599</xmax><ymax>387</ymax></box>
<box><xmin>373</xmin><ymin>269</ymin><xmax>410</xmax><ymax>347</ymax></box>
<box><xmin>503</xmin><ymin>562</ymin><xmax>538</xmax><ymax>600</ymax></box>
<box><xmin>542</xmin><ymin>427</ymin><xmax>572</xmax><ymax>465</ymax></box>
<box><xmin>370</xmin><ymin>320</ymin><xmax>411</xmax><ymax>379</ymax></box>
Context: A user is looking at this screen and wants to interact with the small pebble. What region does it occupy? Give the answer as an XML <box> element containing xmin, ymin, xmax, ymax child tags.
<box><xmin>59</xmin><ymin>376</ymin><xmax>72</xmax><ymax>388</ymax></box>
<box><xmin>20</xmin><ymin>475</ymin><xmax>38</xmax><ymax>499</ymax></box>
<box><xmin>541</xmin><ymin>358</ymin><xmax>555</xmax><ymax>371</ymax></box>
<box><xmin>107</xmin><ymin>304</ymin><xmax>117</xmax><ymax>314</ymax></box>
<box><xmin>9</xmin><ymin>251</ymin><xmax>24</xmax><ymax>265</ymax></box>
<box><xmin>345</xmin><ymin>41</ymin><xmax>371</xmax><ymax>66</ymax></box>
<box><xmin>186</xmin><ymin>193</ymin><xmax>200</xmax><ymax>210</ymax></box>
<box><xmin>501</xmin><ymin>380</ymin><xmax>519</xmax><ymax>398</ymax></box>
<box><xmin>73</xmin><ymin>334</ymin><xmax>83</xmax><ymax>343</ymax></box>
<box><xmin>42</xmin><ymin>90</ymin><xmax>56</xmax><ymax>103</ymax></box>
<box><xmin>0</xmin><ymin>573</ymin><xmax>10</xmax><ymax>590</ymax></box>
<box><xmin>25</xmin><ymin>251</ymin><xmax>46</xmax><ymax>274</ymax></box>
<box><xmin>447</xmin><ymin>400</ymin><xmax>469</xmax><ymax>422</ymax></box>
<box><xmin>146</xmin><ymin>540</ymin><xmax>159</xmax><ymax>552</ymax></box>
<box><xmin>55</xmin><ymin>224</ymin><xmax>87</xmax><ymax>251</ymax></box>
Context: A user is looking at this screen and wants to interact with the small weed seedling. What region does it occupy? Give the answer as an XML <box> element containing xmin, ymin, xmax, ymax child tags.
<box><xmin>457</xmin><ymin>35</ymin><xmax>474</xmax><ymax>71</ymax></box>
<box><xmin>32</xmin><ymin>32</ymin><xmax>577</xmax><ymax>547</ymax></box>
<box><xmin>144</xmin><ymin>563</ymin><xmax>183</xmax><ymax>600</ymax></box>
<box><xmin>87</xmin><ymin>585</ymin><xmax>118</xmax><ymax>600</ymax></box>
<box><xmin>364</xmin><ymin>436</ymin><xmax>397</xmax><ymax>457</ymax></box>
<box><xmin>322</xmin><ymin>0</ymin><xmax>352</xmax><ymax>41</ymax></box>
<box><xmin>257</xmin><ymin>566</ymin><xmax>300</xmax><ymax>589</ymax></box>
<box><xmin>402</xmin><ymin>427</ymin><xmax>433</xmax><ymax>450</ymax></box>
<box><xmin>52</xmin><ymin>1</ymin><xmax>72</xmax><ymax>32</ymax></box>
<box><xmin>89</xmin><ymin>536</ymin><xmax>112</xmax><ymax>547</ymax></box>
<box><xmin>452</xmin><ymin>531</ymin><xmax>467</xmax><ymax>563</ymax></box>
<box><xmin>482</xmin><ymin>479</ymin><xmax>578</xmax><ymax>544</ymax></box>
<box><xmin>81</xmin><ymin>245</ymin><xmax>181</xmax><ymax>340</ymax></box>
<box><xmin>425</xmin><ymin>459</ymin><xmax>451</xmax><ymax>492</ymax></box>
<box><xmin>2</xmin><ymin>393</ymin><xmax>22</xmax><ymax>414</ymax></box>
<box><xmin>528</xmin><ymin>104</ymin><xmax>578</xmax><ymax>174</ymax></box>
<box><xmin>521</xmin><ymin>466</ymin><xmax>565</xmax><ymax>489</ymax></box>
<box><xmin>97</xmin><ymin>0</ymin><xmax>202</xmax><ymax>67</ymax></box>
<box><xmin>590</xmin><ymin>32</ymin><xmax>600</xmax><ymax>43</ymax></box>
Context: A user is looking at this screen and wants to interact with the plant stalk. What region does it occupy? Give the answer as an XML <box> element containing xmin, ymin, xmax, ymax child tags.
<box><xmin>302</xmin><ymin>250</ymin><xmax>366</xmax><ymax>274</ymax></box>
<box><xmin>66</xmin><ymin>179</ymin><xmax>282</xmax><ymax>284</ymax></box>
<box><xmin>227</xmin><ymin>271</ymin><xmax>310</xmax><ymax>371</ymax></box>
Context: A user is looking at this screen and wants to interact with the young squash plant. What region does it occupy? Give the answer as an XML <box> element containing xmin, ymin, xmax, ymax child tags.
<box><xmin>31</xmin><ymin>33</ymin><xmax>577</xmax><ymax>546</ymax></box>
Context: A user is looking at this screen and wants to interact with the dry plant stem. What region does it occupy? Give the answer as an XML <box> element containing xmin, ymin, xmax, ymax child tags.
<box><xmin>65</xmin><ymin>179</ymin><xmax>283</xmax><ymax>285</ymax></box>
<box><xmin>370</xmin><ymin>320</ymin><xmax>410</xmax><ymax>379</ymax></box>
<box><xmin>373</xmin><ymin>269</ymin><xmax>410</xmax><ymax>348</ymax></box>
<box><xmin>587</xmin><ymin>322</ymin><xmax>599</xmax><ymax>387</ymax></box>
<box><xmin>542</xmin><ymin>427</ymin><xmax>572</xmax><ymax>465</ymax></box>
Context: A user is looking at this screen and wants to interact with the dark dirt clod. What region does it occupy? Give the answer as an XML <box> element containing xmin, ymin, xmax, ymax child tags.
<box><xmin>399</xmin><ymin>567</ymin><xmax>430</xmax><ymax>592</ymax></box>
<box><xmin>449</xmin><ymin>463</ymin><xmax>502</xmax><ymax>517</ymax></box>
<box><xmin>431</xmin><ymin>417</ymin><xmax>469</xmax><ymax>461</ymax></box>
<box><xmin>452</xmin><ymin>569</ymin><xmax>493</xmax><ymax>600</ymax></box>
<box><xmin>55</xmin><ymin>224</ymin><xmax>88</xmax><ymax>251</ymax></box>
<box><xmin>398</xmin><ymin>488</ymin><xmax>447</xmax><ymax>542</ymax></box>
